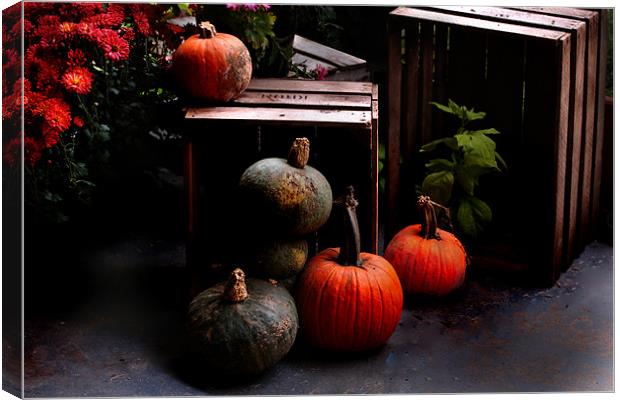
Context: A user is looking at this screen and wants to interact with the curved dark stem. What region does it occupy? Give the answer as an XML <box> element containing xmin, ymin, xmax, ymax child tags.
<box><xmin>338</xmin><ymin>186</ymin><xmax>363</xmax><ymax>267</ymax></box>
<box><xmin>417</xmin><ymin>195</ymin><xmax>442</xmax><ymax>240</ymax></box>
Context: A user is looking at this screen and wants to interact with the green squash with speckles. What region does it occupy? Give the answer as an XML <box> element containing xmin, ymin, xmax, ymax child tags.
<box><xmin>238</xmin><ymin>138</ymin><xmax>332</xmax><ymax>236</ymax></box>
<box><xmin>187</xmin><ymin>269</ymin><xmax>298</xmax><ymax>378</ymax></box>
<box><xmin>246</xmin><ymin>237</ymin><xmax>308</xmax><ymax>280</ymax></box>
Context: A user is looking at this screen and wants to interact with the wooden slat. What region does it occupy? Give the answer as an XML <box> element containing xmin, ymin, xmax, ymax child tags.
<box><xmin>247</xmin><ymin>78</ymin><xmax>373</xmax><ymax>95</ymax></box>
<box><xmin>290</xmin><ymin>53</ymin><xmax>338</xmax><ymax>73</ymax></box>
<box><xmin>591</xmin><ymin>9</ymin><xmax>608</xmax><ymax>241</ymax></box>
<box><xmin>431</xmin><ymin>6</ymin><xmax>583</xmax><ymax>30</ymax></box>
<box><xmin>293</xmin><ymin>35</ymin><xmax>367</xmax><ymax>68</ymax></box>
<box><xmin>482</xmin><ymin>34</ymin><xmax>526</xmax><ymax>246</ymax></box>
<box><xmin>401</xmin><ymin>21</ymin><xmax>421</xmax><ymax>225</ymax></box>
<box><xmin>186</xmin><ymin>107</ymin><xmax>372</xmax><ymax>128</ymax></box>
<box><xmin>508</xmin><ymin>7</ymin><xmax>600</xmax><ymax>254</ymax></box>
<box><xmin>233</xmin><ymin>91</ymin><xmax>372</xmax><ymax>109</ymax></box>
<box><xmin>446</xmin><ymin>25</ymin><xmax>487</xmax><ymax>112</ymax></box>
<box><xmin>386</xmin><ymin>20</ymin><xmax>403</xmax><ymax>239</ymax></box>
<box><xmin>431</xmin><ymin>24</ymin><xmax>449</xmax><ymax>137</ymax></box>
<box><xmin>511</xmin><ymin>7</ymin><xmax>597</xmax><ymax>19</ymax></box>
<box><xmin>371</xmin><ymin>84</ymin><xmax>380</xmax><ymax>254</ymax></box>
<box><xmin>419</xmin><ymin>22</ymin><xmax>434</xmax><ymax>146</ymax></box>
<box><xmin>522</xmin><ymin>35</ymin><xmax>571</xmax><ymax>284</ymax></box>
<box><xmin>436</xmin><ymin>7</ymin><xmax>585</xmax><ymax>267</ymax></box>
<box><xmin>390</xmin><ymin>7</ymin><xmax>568</xmax><ymax>40</ymax></box>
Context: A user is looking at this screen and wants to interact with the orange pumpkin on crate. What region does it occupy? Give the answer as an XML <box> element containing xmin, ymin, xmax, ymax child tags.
<box><xmin>172</xmin><ymin>21</ymin><xmax>252</xmax><ymax>102</ymax></box>
<box><xmin>296</xmin><ymin>187</ymin><xmax>403</xmax><ymax>352</ymax></box>
<box><xmin>384</xmin><ymin>195</ymin><xmax>468</xmax><ymax>296</ymax></box>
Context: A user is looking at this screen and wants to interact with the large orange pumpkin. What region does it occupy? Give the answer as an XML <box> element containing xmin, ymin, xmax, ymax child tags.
<box><xmin>384</xmin><ymin>195</ymin><xmax>468</xmax><ymax>296</ymax></box>
<box><xmin>296</xmin><ymin>188</ymin><xmax>403</xmax><ymax>352</ymax></box>
<box><xmin>172</xmin><ymin>21</ymin><xmax>252</xmax><ymax>102</ymax></box>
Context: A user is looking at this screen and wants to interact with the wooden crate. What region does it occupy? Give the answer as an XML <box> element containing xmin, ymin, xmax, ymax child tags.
<box><xmin>508</xmin><ymin>7</ymin><xmax>609</xmax><ymax>254</ymax></box>
<box><xmin>290</xmin><ymin>35</ymin><xmax>370</xmax><ymax>81</ymax></box>
<box><xmin>183</xmin><ymin>78</ymin><xmax>379</xmax><ymax>289</ymax></box>
<box><xmin>425</xmin><ymin>6</ymin><xmax>591</xmax><ymax>271</ymax></box>
<box><xmin>387</xmin><ymin>7</ymin><xmax>572</xmax><ymax>285</ymax></box>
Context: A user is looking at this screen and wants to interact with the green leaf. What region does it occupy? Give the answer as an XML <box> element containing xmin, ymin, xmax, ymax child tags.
<box><xmin>471</xmin><ymin>128</ymin><xmax>500</xmax><ymax>135</ymax></box>
<box><xmin>425</xmin><ymin>158</ymin><xmax>454</xmax><ymax>172</ymax></box>
<box><xmin>379</xmin><ymin>142</ymin><xmax>385</xmax><ymax>160</ymax></box>
<box><xmin>378</xmin><ymin>159</ymin><xmax>384</xmax><ymax>174</ymax></box>
<box><xmin>422</xmin><ymin>171</ymin><xmax>454</xmax><ymax>205</ymax></box>
<box><xmin>455</xmin><ymin>168</ymin><xmax>476</xmax><ymax>195</ymax></box>
<box><xmin>430</xmin><ymin>101</ymin><xmax>454</xmax><ymax>115</ymax></box>
<box><xmin>457</xmin><ymin>196</ymin><xmax>492</xmax><ymax>237</ymax></box>
<box><xmin>469</xmin><ymin>196</ymin><xmax>492</xmax><ymax>223</ymax></box>
<box><xmin>420</xmin><ymin>137</ymin><xmax>458</xmax><ymax>152</ymax></box>
<box><xmin>448</xmin><ymin>99</ymin><xmax>464</xmax><ymax>118</ymax></box>
<box><xmin>457</xmin><ymin>197</ymin><xmax>479</xmax><ymax>237</ymax></box>
<box><xmin>465</xmin><ymin>107</ymin><xmax>486</xmax><ymax>122</ymax></box>
<box><xmin>458</xmin><ymin>132</ymin><xmax>498</xmax><ymax>169</ymax></box>
<box><xmin>495</xmin><ymin>151</ymin><xmax>508</xmax><ymax>171</ymax></box>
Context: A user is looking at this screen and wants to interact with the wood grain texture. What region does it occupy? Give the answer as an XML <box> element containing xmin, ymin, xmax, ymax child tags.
<box><xmin>508</xmin><ymin>7</ymin><xmax>601</xmax><ymax>254</ymax></box>
<box><xmin>233</xmin><ymin>91</ymin><xmax>371</xmax><ymax>109</ymax></box>
<box><xmin>390</xmin><ymin>7</ymin><xmax>567</xmax><ymax>40</ymax></box>
<box><xmin>293</xmin><ymin>35</ymin><xmax>367</xmax><ymax>68</ymax></box>
<box><xmin>247</xmin><ymin>78</ymin><xmax>373</xmax><ymax>95</ymax></box>
<box><xmin>185</xmin><ymin>107</ymin><xmax>372</xmax><ymax>128</ymax></box>
<box><xmin>386</xmin><ymin>20</ymin><xmax>403</xmax><ymax>239</ymax></box>
<box><xmin>591</xmin><ymin>9</ymin><xmax>608</xmax><ymax>241</ymax></box>
<box><xmin>371</xmin><ymin>85</ymin><xmax>379</xmax><ymax>254</ymax></box>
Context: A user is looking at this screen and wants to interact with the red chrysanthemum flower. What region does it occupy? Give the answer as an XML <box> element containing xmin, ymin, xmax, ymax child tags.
<box><xmin>58</xmin><ymin>21</ymin><xmax>76</xmax><ymax>37</ymax></box>
<box><xmin>120</xmin><ymin>26</ymin><xmax>135</xmax><ymax>41</ymax></box>
<box><xmin>96</xmin><ymin>29</ymin><xmax>130</xmax><ymax>61</ymax></box>
<box><xmin>76</xmin><ymin>22</ymin><xmax>97</xmax><ymax>39</ymax></box>
<box><xmin>41</xmin><ymin>124</ymin><xmax>61</xmax><ymax>148</ymax></box>
<box><xmin>131</xmin><ymin>10</ymin><xmax>151</xmax><ymax>36</ymax></box>
<box><xmin>35</xmin><ymin>97</ymin><xmax>71</xmax><ymax>133</ymax></box>
<box><xmin>3</xmin><ymin>135</ymin><xmax>43</xmax><ymax>167</ymax></box>
<box><xmin>61</xmin><ymin>67</ymin><xmax>93</xmax><ymax>95</ymax></box>
<box><xmin>67</xmin><ymin>48</ymin><xmax>87</xmax><ymax>67</ymax></box>
<box><xmin>73</xmin><ymin>116</ymin><xmax>85</xmax><ymax>128</ymax></box>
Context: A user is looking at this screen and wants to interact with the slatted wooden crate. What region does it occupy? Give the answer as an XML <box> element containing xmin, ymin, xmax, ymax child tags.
<box><xmin>423</xmin><ymin>6</ymin><xmax>596</xmax><ymax>273</ymax></box>
<box><xmin>290</xmin><ymin>35</ymin><xmax>370</xmax><ymax>81</ymax></box>
<box><xmin>507</xmin><ymin>7</ymin><xmax>609</xmax><ymax>255</ymax></box>
<box><xmin>387</xmin><ymin>7</ymin><xmax>573</xmax><ymax>285</ymax></box>
<box><xmin>183</xmin><ymin>78</ymin><xmax>378</xmax><ymax>290</ymax></box>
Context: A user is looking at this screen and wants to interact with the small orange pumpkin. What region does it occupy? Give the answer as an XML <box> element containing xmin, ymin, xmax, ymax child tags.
<box><xmin>296</xmin><ymin>187</ymin><xmax>403</xmax><ymax>352</ymax></box>
<box><xmin>172</xmin><ymin>21</ymin><xmax>252</xmax><ymax>102</ymax></box>
<box><xmin>384</xmin><ymin>196</ymin><xmax>468</xmax><ymax>296</ymax></box>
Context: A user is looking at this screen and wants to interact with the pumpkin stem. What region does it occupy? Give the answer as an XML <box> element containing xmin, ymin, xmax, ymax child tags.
<box><xmin>338</xmin><ymin>186</ymin><xmax>363</xmax><ymax>267</ymax></box>
<box><xmin>287</xmin><ymin>137</ymin><xmax>310</xmax><ymax>169</ymax></box>
<box><xmin>199</xmin><ymin>21</ymin><xmax>217</xmax><ymax>39</ymax></box>
<box><xmin>417</xmin><ymin>195</ymin><xmax>442</xmax><ymax>240</ymax></box>
<box><xmin>223</xmin><ymin>268</ymin><xmax>248</xmax><ymax>302</ymax></box>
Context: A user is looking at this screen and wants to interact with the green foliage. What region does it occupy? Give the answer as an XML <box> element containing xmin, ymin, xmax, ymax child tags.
<box><xmin>419</xmin><ymin>99</ymin><xmax>506</xmax><ymax>238</ymax></box>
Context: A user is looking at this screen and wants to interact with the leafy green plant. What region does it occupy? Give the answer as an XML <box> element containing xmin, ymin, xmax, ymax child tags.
<box><xmin>419</xmin><ymin>99</ymin><xmax>507</xmax><ymax>238</ymax></box>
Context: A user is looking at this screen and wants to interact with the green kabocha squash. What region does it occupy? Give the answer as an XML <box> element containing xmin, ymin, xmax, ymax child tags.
<box><xmin>246</xmin><ymin>237</ymin><xmax>308</xmax><ymax>280</ymax></box>
<box><xmin>238</xmin><ymin>137</ymin><xmax>332</xmax><ymax>236</ymax></box>
<box><xmin>187</xmin><ymin>268</ymin><xmax>298</xmax><ymax>378</ymax></box>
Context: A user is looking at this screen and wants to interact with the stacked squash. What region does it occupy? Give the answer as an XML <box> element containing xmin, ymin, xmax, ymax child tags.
<box><xmin>238</xmin><ymin>137</ymin><xmax>332</xmax><ymax>283</ymax></box>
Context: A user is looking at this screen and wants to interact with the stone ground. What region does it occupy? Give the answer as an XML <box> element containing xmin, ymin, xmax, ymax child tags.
<box><xmin>5</xmin><ymin>234</ymin><xmax>614</xmax><ymax>397</ymax></box>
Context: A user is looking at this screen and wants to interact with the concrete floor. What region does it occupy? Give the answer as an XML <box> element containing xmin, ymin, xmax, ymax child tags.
<box><xmin>16</xmin><ymin>235</ymin><xmax>614</xmax><ymax>397</ymax></box>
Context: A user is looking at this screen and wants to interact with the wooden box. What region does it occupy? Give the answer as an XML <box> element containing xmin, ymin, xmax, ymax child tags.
<box><xmin>507</xmin><ymin>7</ymin><xmax>609</xmax><ymax>256</ymax></box>
<box><xmin>387</xmin><ymin>7</ymin><xmax>573</xmax><ymax>285</ymax></box>
<box><xmin>183</xmin><ymin>78</ymin><xmax>379</xmax><ymax>287</ymax></box>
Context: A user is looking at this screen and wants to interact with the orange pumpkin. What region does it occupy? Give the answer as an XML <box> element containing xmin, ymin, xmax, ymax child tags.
<box><xmin>384</xmin><ymin>196</ymin><xmax>468</xmax><ymax>296</ymax></box>
<box><xmin>172</xmin><ymin>21</ymin><xmax>252</xmax><ymax>102</ymax></box>
<box><xmin>296</xmin><ymin>187</ymin><xmax>403</xmax><ymax>352</ymax></box>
